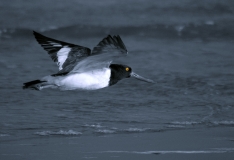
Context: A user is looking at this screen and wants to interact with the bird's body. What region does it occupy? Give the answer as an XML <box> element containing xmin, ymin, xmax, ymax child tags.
<box><xmin>40</xmin><ymin>68</ymin><xmax>110</xmax><ymax>90</ymax></box>
<box><xmin>23</xmin><ymin>31</ymin><xmax>154</xmax><ymax>91</ymax></box>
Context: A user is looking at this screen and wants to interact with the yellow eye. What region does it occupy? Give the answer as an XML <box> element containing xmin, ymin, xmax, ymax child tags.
<box><xmin>126</xmin><ymin>67</ymin><xmax>129</xmax><ymax>71</ymax></box>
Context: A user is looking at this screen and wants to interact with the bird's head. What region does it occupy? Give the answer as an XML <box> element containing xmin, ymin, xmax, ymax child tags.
<box><xmin>109</xmin><ymin>64</ymin><xmax>154</xmax><ymax>86</ymax></box>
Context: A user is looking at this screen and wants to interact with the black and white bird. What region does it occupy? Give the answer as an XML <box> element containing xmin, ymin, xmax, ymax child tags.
<box><xmin>23</xmin><ymin>31</ymin><xmax>154</xmax><ymax>90</ymax></box>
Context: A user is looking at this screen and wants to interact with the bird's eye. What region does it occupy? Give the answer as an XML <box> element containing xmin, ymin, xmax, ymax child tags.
<box><xmin>125</xmin><ymin>67</ymin><xmax>129</xmax><ymax>71</ymax></box>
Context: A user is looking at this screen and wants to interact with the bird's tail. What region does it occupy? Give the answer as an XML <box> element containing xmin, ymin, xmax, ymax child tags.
<box><xmin>23</xmin><ymin>80</ymin><xmax>46</xmax><ymax>90</ymax></box>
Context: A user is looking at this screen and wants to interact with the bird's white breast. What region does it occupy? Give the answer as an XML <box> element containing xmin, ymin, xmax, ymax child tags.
<box><xmin>57</xmin><ymin>68</ymin><xmax>111</xmax><ymax>90</ymax></box>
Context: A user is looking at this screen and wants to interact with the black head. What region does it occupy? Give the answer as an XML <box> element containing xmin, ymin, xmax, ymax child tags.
<box><xmin>109</xmin><ymin>64</ymin><xmax>132</xmax><ymax>86</ymax></box>
<box><xmin>109</xmin><ymin>64</ymin><xmax>154</xmax><ymax>86</ymax></box>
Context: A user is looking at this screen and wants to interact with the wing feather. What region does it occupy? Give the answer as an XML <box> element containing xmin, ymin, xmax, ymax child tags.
<box><xmin>71</xmin><ymin>35</ymin><xmax>128</xmax><ymax>73</ymax></box>
<box><xmin>33</xmin><ymin>31</ymin><xmax>91</xmax><ymax>72</ymax></box>
<box><xmin>92</xmin><ymin>35</ymin><xmax>128</xmax><ymax>56</ymax></box>
<box><xmin>33</xmin><ymin>32</ymin><xmax>128</xmax><ymax>74</ymax></box>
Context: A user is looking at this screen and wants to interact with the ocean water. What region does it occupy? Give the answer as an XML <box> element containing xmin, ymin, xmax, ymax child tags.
<box><xmin>0</xmin><ymin>0</ymin><xmax>234</xmax><ymax>159</ymax></box>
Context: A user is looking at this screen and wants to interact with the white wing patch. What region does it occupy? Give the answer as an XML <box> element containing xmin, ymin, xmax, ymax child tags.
<box><xmin>56</xmin><ymin>47</ymin><xmax>71</xmax><ymax>70</ymax></box>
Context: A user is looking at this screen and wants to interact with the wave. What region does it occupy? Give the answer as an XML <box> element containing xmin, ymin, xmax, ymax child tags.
<box><xmin>0</xmin><ymin>134</ymin><xmax>10</xmax><ymax>137</ymax></box>
<box><xmin>168</xmin><ymin>120</ymin><xmax>234</xmax><ymax>128</ymax></box>
<box><xmin>34</xmin><ymin>130</ymin><xmax>82</xmax><ymax>136</ymax></box>
<box><xmin>1</xmin><ymin>21</ymin><xmax>234</xmax><ymax>40</ymax></box>
<box><xmin>33</xmin><ymin>120</ymin><xmax>234</xmax><ymax>137</ymax></box>
<box><xmin>212</xmin><ymin>121</ymin><xmax>234</xmax><ymax>126</ymax></box>
<box><xmin>166</xmin><ymin>121</ymin><xmax>202</xmax><ymax>129</ymax></box>
<box><xmin>170</xmin><ymin>121</ymin><xmax>202</xmax><ymax>125</ymax></box>
<box><xmin>82</xmin><ymin>124</ymin><xmax>104</xmax><ymax>128</ymax></box>
<box><xmin>166</xmin><ymin>125</ymin><xmax>185</xmax><ymax>128</ymax></box>
<box><xmin>100</xmin><ymin>148</ymin><xmax>234</xmax><ymax>155</ymax></box>
<box><xmin>95</xmin><ymin>129</ymin><xmax>116</xmax><ymax>134</ymax></box>
<box><xmin>143</xmin><ymin>3</ymin><xmax>233</xmax><ymax>15</ymax></box>
<box><xmin>123</xmin><ymin>128</ymin><xmax>150</xmax><ymax>132</ymax></box>
<box><xmin>94</xmin><ymin>127</ymin><xmax>161</xmax><ymax>134</ymax></box>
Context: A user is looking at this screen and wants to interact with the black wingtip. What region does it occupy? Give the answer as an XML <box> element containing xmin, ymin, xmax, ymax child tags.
<box><xmin>33</xmin><ymin>30</ymin><xmax>39</xmax><ymax>36</ymax></box>
<box><xmin>33</xmin><ymin>31</ymin><xmax>44</xmax><ymax>40</ymax></box>
<box><xmin>103</xmin><ymin>35</ymin><xmax>127</xmax><ymax>51</ymax></box>
<box><xmin>113</xmin><ymin>35</ymin><xmax>127</xmax><ymax>52</ymax></box>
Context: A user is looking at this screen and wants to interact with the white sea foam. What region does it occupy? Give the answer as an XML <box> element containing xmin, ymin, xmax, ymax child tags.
<box><xmin>83</xmin><ymin>124</ymin><xmax>104</xmax><ymax>128</ymax></box>
<box><xmin>94</xmin><ymin>127</ymin><xmax>160</xmax><ymax>134</ymax></box>
<box><xmin>205</xmin><ymin>20</ymin><xmax>215</xmax><ymax>25</ymax></box>
<box><xmin>212</xmin><ymin>121</ymin><xmax>234</xmax><ymax>125</ymax></box>
<box><xmin>166</xmin><ymin>125</ymin><xmax>185</xmax><ymax>128</ymax></box>
<box><xmin>0</xmin><ymin>134</ymin><xmax>10</xmax><ymax>137</ymax></box>
<box><xmin>35</xmin><ymin>130</ymin><xmax>82</xmax><ymax>136</ymax></box>
<box><xmin>101</xmin><ymin>148</ymin><xmax>234</xmax><ymax>154</ymax></box>
<box><xmin>95</xmin><ymin>129</ymin><xmax>115</xmax><ymax>134</ymax></box>
<box><xmin>123</xmin><ymin>128</ymin><xmax>149</xmax><ymax>132</ymax></box>
<box><xmin>170</xmin><ymin>121</ymin><xmax>201</xmax><ymax>125</ymax></box>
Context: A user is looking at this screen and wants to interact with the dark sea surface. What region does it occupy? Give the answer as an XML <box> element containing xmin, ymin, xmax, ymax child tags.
<box><xmin>0</xmin><ymin>0</ymin><xmax>234</xmax><ymax>159</ymax></box>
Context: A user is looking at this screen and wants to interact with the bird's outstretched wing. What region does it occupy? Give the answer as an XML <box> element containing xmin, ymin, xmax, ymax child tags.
<box><xmin>33</xmin><ymin>32</ymin><xmax>128</xmax><ymax>74</ymax></box>
<box><xmin>92</xmin><ymin>35</ymin><xmax>128</xmax><ymax>56</ymax></box>
<box><xmin>33</xmin><ymin>31</ymin><xmax>91</xmax><ymax>73</ymax></box>
<box><xmin>70</xmin><ymin>35</ymin><xmax>128</xmax><ymax>73</ymax></box>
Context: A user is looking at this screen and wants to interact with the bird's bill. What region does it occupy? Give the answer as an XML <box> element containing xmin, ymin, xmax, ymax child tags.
<box><xmin>130</xmin><ymin>72</ymin><xmax>155</xmax><ymax>83</ymax></box>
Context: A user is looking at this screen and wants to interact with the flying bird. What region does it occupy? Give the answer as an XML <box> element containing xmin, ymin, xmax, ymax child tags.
<box><xmin>23</xmin><ymin>31</ymin><xmax>154</xmax><ymax>90</ymax></box>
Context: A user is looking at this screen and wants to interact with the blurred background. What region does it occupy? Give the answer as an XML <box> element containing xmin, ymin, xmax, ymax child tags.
<box><xmin>1</xmin><ymin>0</ymin><xmax>234</xmax><ymax>39</ymax></box>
